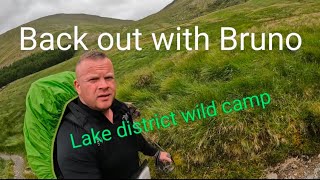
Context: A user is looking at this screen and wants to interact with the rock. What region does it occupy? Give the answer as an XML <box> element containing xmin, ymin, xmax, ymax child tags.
<box><xmin>291</xmin><ymin>164</ymin><xmax>298</xmax><ymax>169</ymax></box>
<box><xmin>266</xmin><ymin>173</ymin><xmax>278</xmax><ymax>179</ymax></box>
<box><xmin>302</xmin><ymin>155</ymin><xmax>310</xmax><ymax>161</ymax></box>
<box><xmin>318</xmin><ymin>154</ymin><xmax>320</xmax><ymax>159</ymax></box>
<box><xmin>306</xmin><ymin>175</ymin><xmax>314</xmax><ymax>179</ymax></box>
<box><xmin>314</xmin><ymin>168</ymin><xmax>320</xmax><ymax>178</ymax></box>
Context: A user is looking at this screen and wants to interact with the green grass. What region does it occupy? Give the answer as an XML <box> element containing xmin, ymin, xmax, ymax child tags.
<box><xmin>0</xmin><ymin>0</ymin><xmax>320</xmax><ymax>178</ymax></box>
<box><xmin>0</xmin><ymin>158</ymin><xmax>14</xmax><ymax>178</ymax></box>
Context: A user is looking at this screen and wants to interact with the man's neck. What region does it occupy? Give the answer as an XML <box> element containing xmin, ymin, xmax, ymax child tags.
<box><xmin>104</xmin><ymin>108</ymin><xmax>114</xmax><ymax>124</ymax></box>
<box><xmin>78</xmin><ymin>97</ymin><xmax>115</xmax><ymax>124</ymax></box>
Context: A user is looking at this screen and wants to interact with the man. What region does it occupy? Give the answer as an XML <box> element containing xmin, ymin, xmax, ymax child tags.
<box><xmin>55</xmin><ymin>51</ymin><xmax>171</xmax><ymax>179</ymax></box>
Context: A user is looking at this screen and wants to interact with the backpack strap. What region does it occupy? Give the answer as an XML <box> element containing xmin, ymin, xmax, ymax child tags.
<box><xmin>55</xmin><ymin>102</ymin><xmax>104</xmax><ymax>179</ymax></box>
<box><xmin>55</xmin><ymin>101</ymin><xmax>90</xmax><ymax>179</ymax></box>
<box><xmin>53</xmin><ymin>142</ymin><xmax>64</xmax><ymax>179</ymax></box>
<box><xmin>65</xmin><ymin>101</ymin><xmax>103</xmax><ymax>147</ymax></box>
<box><xmin>66</xmin><ymin>101</ymin><xmax>89</xmax><ymax>127</ymax></box>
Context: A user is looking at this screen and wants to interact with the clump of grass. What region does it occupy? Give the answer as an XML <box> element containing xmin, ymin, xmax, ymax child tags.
<box><xmin>300</xmin><ymin>48</ymin><xmax>320</xmax><ymax>64</ymax></box>
<box><xmin>23</xmin><ymin>160</ymin><xmax>38</xmax><ymax>179</ymax></box>
<box><xmin>200</xmin><ymin>61</ymin><xmax>240</xmax><ymax>81</ymax></box>
<box><xmin>159</xmin><ymin>73</ymin><xmax>190</xmax><ymax>96</ymax></box>
<box><xmin>0</xmin><ymin>158</ymin><xmax>14</xmax><ymax>179</ymax></box>
<box><xmin>134</xmin><ymin>74</ymin><xmax>153</xmax><ymax>88</ymax></box>
<box><xmin>302</xmin><ymin>102</ymin><xmax>320</xmax><ymax>139</ymax></box>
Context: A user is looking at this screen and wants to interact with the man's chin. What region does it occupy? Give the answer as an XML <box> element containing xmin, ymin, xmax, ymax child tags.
<box><xmin>96</xmin><ymin>99</ymin><xmax>113</xmax><ymax>110</ymax></box>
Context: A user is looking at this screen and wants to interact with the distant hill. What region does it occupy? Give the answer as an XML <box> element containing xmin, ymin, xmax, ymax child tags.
<box><xmin>0</xmin><ymin>0</ymin><xmax>248</xmax><ymax>68</ymax></box>
<box><xmin>0</xmin><ymin>14</ymin><xmax>133</xmax><ymax>68</ymax></box>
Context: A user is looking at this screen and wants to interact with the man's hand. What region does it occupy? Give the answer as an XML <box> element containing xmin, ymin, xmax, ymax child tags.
<box><xmin>158</xmin><ymin>151</ymin><xmax>172</xmax><ymax>163</ymax></box>
<box><xmin>155</xmin><ymin>151</ymin><xmax>175</xmax><ymax>173</ymax></box>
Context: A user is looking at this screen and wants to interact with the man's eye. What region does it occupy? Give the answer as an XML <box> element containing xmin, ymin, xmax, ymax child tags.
<box><xmin>89</xmin><ymin>78</ymin><xmax>98</xmax><ymax>82</ymax></box>
<box><xmin>105</xmin><ymin>76</ymin><xmax>113</xmax><ymax>80</ymax></box>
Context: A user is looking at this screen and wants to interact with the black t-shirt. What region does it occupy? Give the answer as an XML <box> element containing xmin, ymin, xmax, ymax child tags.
<box><xmin>55</xmin><ymin>98</ymin><xmax>158</xmax><ymax>179</ymax></box>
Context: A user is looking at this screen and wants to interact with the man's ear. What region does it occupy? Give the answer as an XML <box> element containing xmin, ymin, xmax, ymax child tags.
<box><xmin>74</xmin><ymin>79</ymin><xmax>81</xmax><ymax>95</ymax></box>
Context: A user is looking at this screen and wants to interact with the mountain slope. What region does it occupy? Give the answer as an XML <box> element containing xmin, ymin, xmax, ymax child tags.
<box><xmin>134</xmin><ymin>0</ymin><xmax>248</xmax><ymax>31</ymax></box>
<box><xmin>0</xmin><ymin>0</ymin><xmax>248</xmax><ymax>68</ymax></box>
<box><xmin>0</xmin><ymin>14</ymin><xmax>133</xmax><ymax>68</ymax></box>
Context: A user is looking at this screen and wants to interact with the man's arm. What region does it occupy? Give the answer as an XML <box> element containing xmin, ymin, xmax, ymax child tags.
<box><xmin>125</xmin><ymin>102</ymin><xmax>172</xmax><ymax>162</ymax></box>
<box><xmin>56</xmin><ymin>121</ymin><xmax>102</xmax><ymax>179</ymax></box>
<box><xmin>136</xmin><ymin>133</ymin><xmax>173</xmax><ymax>164</ymax></box>
<box><xmin>136</xmin><ymin>133</ymin><xmax>158</xmax><ymax>156</ymax></box>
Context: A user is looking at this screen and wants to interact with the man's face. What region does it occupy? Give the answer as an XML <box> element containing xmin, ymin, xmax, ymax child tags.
<box><xmin>74</xmin><ymin>58</ymin><xmax>116</xmax><ymax>111</ymax></box>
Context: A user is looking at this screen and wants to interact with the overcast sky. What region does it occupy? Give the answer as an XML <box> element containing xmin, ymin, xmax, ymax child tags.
<box><xmin>0</xmin><ymin>0</ymin><xmax>174</xmax><ymax>34</ymax></box>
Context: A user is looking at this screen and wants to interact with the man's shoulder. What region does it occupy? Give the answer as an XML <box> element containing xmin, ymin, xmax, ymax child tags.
<box><xmin>112</xmin><ymin>98</ymin><xmax>129</xmax><ymax>110</ymax></box>
<box><xmin>111</xmin><ymin>99</ymin><xmax>131</xmax><ymax>114</ymax></box>
<box><xmin>112</xmin><ymin>99</ymin><xmax>140</xmax><ymax>120</ymax></box>
<box><xmin>56</xmin><ymin>113</ymin><xmax>96</xmax><ymax>154</ymax></box>
<box><xmin>57</xmin><ymin>99</ymin><xmax>88</xmax><ymax>142</ymax></box>
<box><xmin>57</xmin><ymin>114</ymin><xmax>86</xmax><ymax>140</ymax></box>
<box><xmin>55</xmin><ymin>114</ymin><xmax>98</xmax><ymax>178</ymax></box>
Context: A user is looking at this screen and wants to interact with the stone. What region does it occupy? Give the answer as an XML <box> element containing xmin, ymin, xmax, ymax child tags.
<box><xmin>291</xmin><ymin>164</ymin><xmax>298</xmax><ymax>169</ymax></box>
<box><xmin>314</xmin><ymin>168</ymin><xmax>320</xmax><ymax>178</ymax></box>
<box><xmin>306</xmin><ymin>175</ymin><xmax>314</xmax><ymax>179</ymax></box>
<box><xmin>266</xmin><ymin>173</ymin><xmax>278</xmax><ymax>179</ymax></box>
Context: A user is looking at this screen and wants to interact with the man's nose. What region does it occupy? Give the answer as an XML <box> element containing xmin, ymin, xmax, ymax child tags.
<box><xmin>98</xmin><ymin>79</ymin><xmax>109</xmax><ymax>89</ymax></box>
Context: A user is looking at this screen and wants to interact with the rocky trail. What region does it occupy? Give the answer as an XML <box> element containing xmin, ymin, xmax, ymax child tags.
<box><xmin>0</xmin><ymin>153</ymin><xmax>24</xmax><ymax>179</ymax></box>
<box><xmin>1</xmin><ymin>152</ymin><xmax>320</xmax><ymax>179</ymax></box>
<box><xmin>265</xmin><ymin>154</ymin><xmax>320</xmax><ymax>179</ymax></box>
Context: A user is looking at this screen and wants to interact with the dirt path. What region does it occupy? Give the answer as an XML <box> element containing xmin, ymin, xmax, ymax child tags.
<box><xmin>0</xmin><ymin>153</ymin><xmax>24</xmax><ymax>179</ymax></box>
<box><xmin>1</xmin><ymin>151</ymin><xmax>320</xmax><ymax>179</ymax></box>
<box><xmin>265</xmin><ymin>154</ymin><xmax>320</xmax><ymax>179</ymax></box>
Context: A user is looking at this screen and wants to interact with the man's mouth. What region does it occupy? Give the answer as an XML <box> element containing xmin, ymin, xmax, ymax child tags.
<box><xmin>97</xmin><ymin>94</ymin><xmax>111</xmax><ymax>99</ymax></box>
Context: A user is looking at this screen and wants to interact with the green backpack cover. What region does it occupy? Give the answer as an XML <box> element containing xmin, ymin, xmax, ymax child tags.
<box><xmin>23</xmin><ymin>71</ymin><xmax>78</xmax><ymax>179</ymax></box>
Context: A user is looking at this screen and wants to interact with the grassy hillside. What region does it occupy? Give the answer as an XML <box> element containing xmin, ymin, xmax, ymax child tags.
<box><xmin>0</xmin><ymin>14</ymin><xmax>133</xmax><ymax>68</ymax></box>
<box><xmin>1</xmin><ymin>0</ymin><xmax>320</xmax><ymax>178</ymax></box>
<box><xmin>135</xmin><ymin>0</ymin><xmax>248</xmax><ymax>31</ymax></box>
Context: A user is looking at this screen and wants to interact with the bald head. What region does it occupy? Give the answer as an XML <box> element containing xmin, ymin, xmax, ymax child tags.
<box><xmin>74</xmin><ymin>51</ymin><xmax>116</xmax><ymax>111</ymax></box>
<box><xmin>75</xmin><ymin>51</ymin><xmax>111</xmax><ymax>78</ymax></box>
<box><xmin>75</xmin><ymin>58</ymin><xmax>114</xmax><ymax>80</ymax></box>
